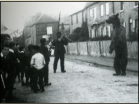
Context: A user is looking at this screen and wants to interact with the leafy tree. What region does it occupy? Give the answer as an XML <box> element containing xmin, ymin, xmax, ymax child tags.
<box><xmin>80</xmin><ymin>22</ymin><xmax>89</xmax><ymax>38</ymax></box>
<box><xmin>68</xmin><ymin>22</ymin><xmax>89</xmax><ymax>42</ymax></box>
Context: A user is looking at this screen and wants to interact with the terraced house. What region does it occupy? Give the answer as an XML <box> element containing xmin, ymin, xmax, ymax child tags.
<box><xmin>70</xmin><ymin>2</ymin><xmax>138</xmax><ymax>39</ymax></box>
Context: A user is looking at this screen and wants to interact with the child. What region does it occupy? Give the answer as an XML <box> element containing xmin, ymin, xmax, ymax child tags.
<box><xmin>18</xmin><ymin>46</ymin><xmax>26</xmax><ymax>86</ymax></box>
<box><xmin>26</xmin><ymin>44</ymin><xmax>34</xmax><ymax>90</ymax></box>
<box><xmin>14</xmin><ymin>43</ymin><xmax>21</xmax><ymax>82</ymax></box>
<box><xmin>30</xmin><ymin>45</ymin><xmax>45</xmax><ymax>93</ymax></box>
<box><xmin>0</xmin><ymin>43</ymin><xmax>10</xmax><ymax>102</ymax></box>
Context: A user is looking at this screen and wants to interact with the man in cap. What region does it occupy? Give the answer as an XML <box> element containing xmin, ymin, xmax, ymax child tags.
<box><xmin>52</xmin><ymin>32</ymin><xmax>68</xmax><ymax>73</ymax></box>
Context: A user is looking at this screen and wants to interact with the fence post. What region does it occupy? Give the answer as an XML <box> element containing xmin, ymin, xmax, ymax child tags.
<box><xmin>77</xmin><ymin>42</ymin><xmax>79</xmax><ymax>55</ymax></box>
<box><xmin>99</xmin><ymin>40</ymin><xmax>101</xmax><ymax>55</ymax></box>
<box><xmin>86</xmin><ymin>41</ymin><xmax>89</xmax><ymax>56</ymax></box>
<box><xmin>67</xmin><ymin>44</ymin><xmax>69</xmax><ymax>54</ymax></box>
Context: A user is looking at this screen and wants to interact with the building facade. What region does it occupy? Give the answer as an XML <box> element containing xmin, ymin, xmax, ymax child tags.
<box><xmin>23</xmin><ymin>14</ymin><xmax>59</xmax><ymax>48</ymax></box>
<box><xmin>70</xmin><ymin>2</ymin><xmax>138</xmax><ymax>39</ymax></box>
<box><xmin>70</xmin><ymin>10</ymin><xmax>84</xmax><ymax>34</ymax></box>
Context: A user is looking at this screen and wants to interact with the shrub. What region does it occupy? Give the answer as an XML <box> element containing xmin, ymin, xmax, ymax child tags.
<box><xmin>127</xmin><ymin>32</ymin><xmax>138</xmax><ymax>42</ymax></box>
<box><xmin>68</xmin><ymin>33</ymin><xmax>79</xmax><ymax>42</ymax></box>
<box><xmin>68</xmin><ymin>22</ymin><xmax>89</xmax><ymax>42</ymax></box>
<box><xmin>77</xmin><ymin>37</ymin><xmax>89</xmax><ymax>42</ymax></box>
<box><xmin>89</xmin><ymin>35</ymin><xmax>111</xmax><ymax>41</ymax></box>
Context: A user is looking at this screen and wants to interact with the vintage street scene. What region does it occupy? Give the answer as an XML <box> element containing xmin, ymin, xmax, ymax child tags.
<box><xmin>1</xmin><ymin>1</ymin><xmax>138</xmax><ymax>103</ymax></box>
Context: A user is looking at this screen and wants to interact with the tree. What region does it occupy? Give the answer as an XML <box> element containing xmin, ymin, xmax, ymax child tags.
<box><xmin>80</xmin><ymin>22</ymin><xmax>89</xmax><ymax>38</ymax></box>
<box><xmin>68</xmin><ymin>22</ymin><xmax>89</xmax><ymax>42</ymax></box>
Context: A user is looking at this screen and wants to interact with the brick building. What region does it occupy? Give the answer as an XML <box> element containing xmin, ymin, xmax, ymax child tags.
<box><xmin>70</xmin><ymin>2</ymin><xmax>138</xmax><ymax>39</ymax></box>
<box><xmin>23</xmin><ymin>14</ymin><xmax>59</xmax><ymax>48</ymax></box>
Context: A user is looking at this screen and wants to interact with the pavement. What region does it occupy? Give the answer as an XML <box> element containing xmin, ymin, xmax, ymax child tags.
<box><xmin>65</xmin><ymin>54</ymin><xmax>138</xmax><ymax>72</ymax></box>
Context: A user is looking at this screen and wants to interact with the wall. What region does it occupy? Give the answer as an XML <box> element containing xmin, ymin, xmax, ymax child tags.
<box><xmin>70</xmin><ymin>2</ymin><xmax>138</xmax><ymax>39</ymax></box>
<box><xmin>70</xmin><ymin>11</ymin><xmax>83</xmax><ymax>34</ymax></box>
<box><xmin>127</xmin><ymin>42</ymin><xmax>138</xmax><ymax>59</ymax></box>
<box><xmin>25</xmin><ymin>37</ymin><xmax>31</xmax><ymax>49</ymax></box>
<box><xmin>36</xmin><ymin>22</ymin><xmax>58</xmax><ymax>45</ymax></box>
<box><xmin>67</xmin><ymin>43</ymin><xmax>78</xmax><ymax>55</ymax></box>
<box><xmin>88</xmin><ymin>41</ymin><xmax>101</xmax><ymax>56</ymax></box>
<box><xmin>114</xmin><ymin>2</ymin><xmax>138</xmax><ymax>38</ymax></box>
<box><xmin>78</xmin><ymin>42</ymin><xmax>88</xmax><ymax>55</ymax></box>
<box><xmin>67</xmin><ymin>41</ymin><xmax>138</xmax><ymax>60</ymax></box>
<box><xmin>86</xmin><ymin>2</ymin><xmax>114</xmax><ymax>38</ymax></box>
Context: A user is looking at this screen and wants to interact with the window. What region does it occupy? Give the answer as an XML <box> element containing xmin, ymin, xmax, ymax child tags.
<box><xmin>92</xmin><ymin>29</ymin><xmax>94</xmax><ymax>38</ymax></box>
<box><xmin>76</xmin><ymin>14</ymin><xmax>78</xmax><ymax>23</ymax></box>
<box><xmin>101</xmin><ymin>4</ymin><xmax>104</xmax><ymax>16</ymax></box>
<box><xmin>46</xmin><ymin>26</ymin><xmax>52</xmax><ymax>34</ymax></box>
<box><xmin>106</xmin><ymin>27</ymin><xmax>109</xmax><ymax>36</ymax></box>
<box><xmin>90</xmin><ymin>30</ymin><xmax>92</xmax><ymax>38</ymax></box>
<box><xmin>71</xmin><ymin>16</ymin><xmax>73</xmax><ymax>25</ymax></box>
<box><xmin>83</xmin><ymin>11</ymin><xmax>87</xmax><ymax>22</ymax></box>
<box><xmin>120</xmin><ymin>2</ymin><xmax>124</xmax><ymax>10</ymax></box>
<box><xmin>89</xmin><ymin>8</ymin><xmax>93</xmax><ymax>17</ymax></box>
<box><xmin>135</xmin><ymin>19</ymin><xmax>138</xmax><ymax>35</ymax></box>
<box><xmin>129</xmin><ymin>18</ymin><xmax>133</xmax><ymax>33</ymax></box>
<box><xmin>135</xmin><ymin>2</ymin><xmax>138</xmax><ymax>6</ymax></box>
<box><xmin>106</xmin><ymin>26</ymin><xmax>111</xmax><ymax>37</ymax></box>
<box><xmin>122</xmin><ymin>22</ymin><xmax>126</xmax><ymax>27</ymax></box>
<box><xmin>93</xmin><ymin>7</ymin><xmax>96</xmax><ymax>18</ymax></box>
<box><xmin>95</xmin><ymin>29</ymin><xmax>97</xmax><ymax>37</ymax></box>
<box><xmin>106</xmin><ymin>2</ymin><xmax>109</xmax><ymax>15</ymax></box>
<box><xmin>101</xmin><ymin>28</ymin><xmax>103</xmax><ymax>36</ymax></box>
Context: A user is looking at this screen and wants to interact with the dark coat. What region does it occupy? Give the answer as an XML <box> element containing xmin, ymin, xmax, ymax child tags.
<box><xmin>0</xmin><ymin>55</ymin><xmax>10</xmax><ymax>73</ymax></box>
<box><xmin>18</xmin><ymin>52</ymin><xmax>26</xmax><ymax>68</ymax></box>
<box><xmin>40</xmin><ymin>45</ymin><xmax>50</xmax><ymax>64</ymax></box>
<box><xmin>8</xmin><ymin>51</ymin><xmax>18</xmax><ymax>73</ymax></box>
<box><xmin>52</xmin><ymin>37</ymin><xmax>68</xmax><ymax>56</ymax></box>
<box><xmin>26</xmin><ymin>51</ymin><xmax>33</xmax><ymax>67</ymax></box>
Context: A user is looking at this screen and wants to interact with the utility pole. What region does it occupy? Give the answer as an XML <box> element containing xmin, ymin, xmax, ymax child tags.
<box><xmin>58</xmin><ymin>12</ymin><xmax>61</xmax><ymax>31</ymax></box>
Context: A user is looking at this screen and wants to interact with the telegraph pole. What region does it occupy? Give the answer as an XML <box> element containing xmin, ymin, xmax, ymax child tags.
<box><xmin>58</xmin><ymin>12</ymin><xmax>61</xmax><ymax>31</ymax></box>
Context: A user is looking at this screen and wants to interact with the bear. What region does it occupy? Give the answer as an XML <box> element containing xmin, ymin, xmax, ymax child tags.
<box><xmin>106</xmin><ymin>13</ymin><xmax>128</xmax><ymax>76</ymax></box>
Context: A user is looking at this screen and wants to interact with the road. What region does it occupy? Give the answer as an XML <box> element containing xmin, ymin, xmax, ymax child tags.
<box><xmin>8</xmin><ymin>57</ymin><xmax>138</xmax><ymax>103</ymax></box>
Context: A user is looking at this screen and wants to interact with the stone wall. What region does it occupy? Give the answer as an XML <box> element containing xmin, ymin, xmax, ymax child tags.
<box><xmin>67</xmin><ymin>41</ymin><xmax>138</xmax><ymax>60</ymax></box>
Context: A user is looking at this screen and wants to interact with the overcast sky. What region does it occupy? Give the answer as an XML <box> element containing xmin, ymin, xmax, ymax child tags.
<box><xmin>1</xmin><ymin>2</ymin><xmax>86</xmax><ymax>31</ymax></box>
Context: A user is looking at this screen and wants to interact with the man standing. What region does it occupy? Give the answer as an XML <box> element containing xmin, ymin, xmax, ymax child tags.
<box><xmin>52</xmin><ymin>32</ymin><xmax>68</xmax><ymax>73</ymax></box>
<box><xmin>40</xmin><ymin>38</ymin><xmax>51</xmax><ymax>86</ymax></box>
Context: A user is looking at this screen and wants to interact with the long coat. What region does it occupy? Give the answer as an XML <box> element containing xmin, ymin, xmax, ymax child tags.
<box><xmin>52</xmin><ymin>37</ymin><xmax>68</xmax><ymax>56</ymax></box>
<box><xmin>40</xmin><ymin>46</ymin><xmax>50</xmax><ymax>64</ymax></box>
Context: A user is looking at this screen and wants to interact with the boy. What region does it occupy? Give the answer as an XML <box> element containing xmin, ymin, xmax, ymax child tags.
<box><xmin>18</xmin><ymin>46</ymin><xmax>26</xmax><ymax>86</ymax></box>
<box><xmin>40</xmin><ymin>38</ymin><xmax>51</xmax><ymax>86</ymax></box>
<box><xmin>0</xmin><ymin>44</ymin><xmax>10</xmax><ymax>102</ymax></box>
<box><xmin>15</xmin><ymin>43</ymin><xmax>21</xmax><ymax>82</ymax></box>
<box><xmin>7</xmin><ymin>41</ymin><xmax>18</xmax><ymax>99</ymax></box>
<box><xmin>26</xmin><ymin>44</ymin><xmax>34</xmax><ymax>90</ymax></box>
<box><xmin>30</xmin><ymin>45</ymin><xmax>45</xmax><ymax>93</ymax></box>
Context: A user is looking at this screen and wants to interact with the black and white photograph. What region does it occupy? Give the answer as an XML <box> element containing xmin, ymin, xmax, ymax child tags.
<box><xmin>0</xmin><ymin>1</ymin><xmax>138</xmax><ymax>103</ymax></box>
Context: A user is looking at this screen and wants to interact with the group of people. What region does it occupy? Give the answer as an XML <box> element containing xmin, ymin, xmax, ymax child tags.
<box><xmin>0</xmin><ymin>31</ymin><xmax>68</xmax><ymax>102</ymax></box>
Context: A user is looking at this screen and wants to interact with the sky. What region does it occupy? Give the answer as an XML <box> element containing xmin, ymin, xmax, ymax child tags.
<box><xmin>1</xmin><ymin>2</ymin><xmax>86</xmax><ymax>31</ymax></box>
